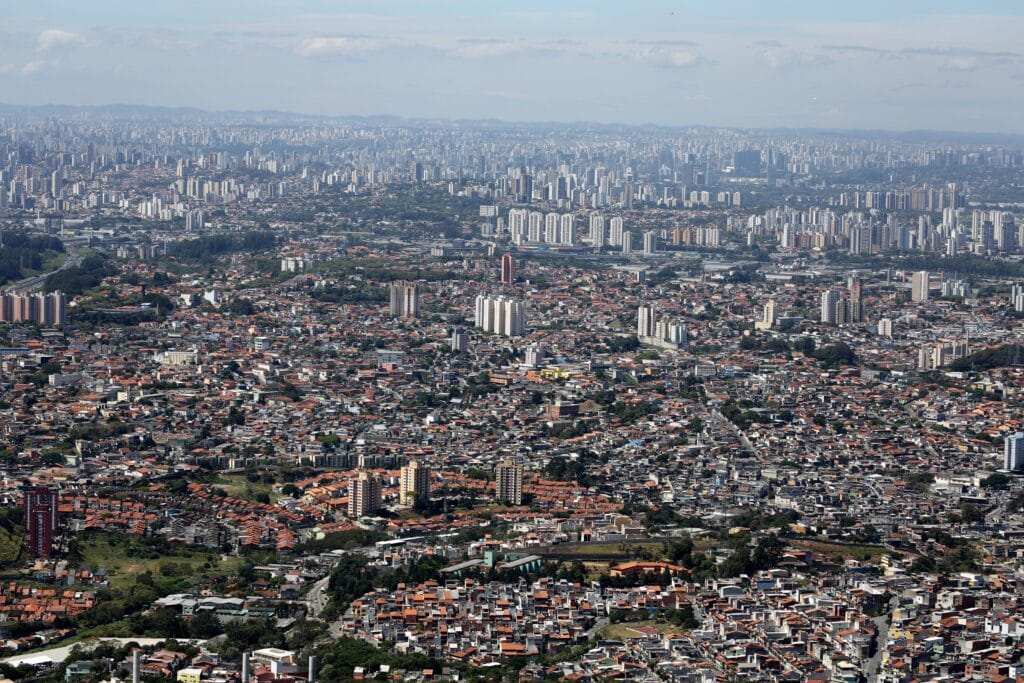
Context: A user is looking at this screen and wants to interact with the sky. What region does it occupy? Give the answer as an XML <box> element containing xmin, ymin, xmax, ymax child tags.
<box><xmin>3</xmin><ymin>1</ymin><xmax>1024</xmax><ymax>133</ymax></box>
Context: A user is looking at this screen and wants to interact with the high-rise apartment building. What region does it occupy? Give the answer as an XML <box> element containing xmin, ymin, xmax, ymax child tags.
<box><xmin>847</xmin><ymin>276</ymin><xmax>863</xmax><ymax>322</ymax></box>
<box><xmin>399</xmin><ymin>460</ymin><xmax>430</xmax><ymax>507</ymax></box>
<box><xmin>642</xmin><ymin>231</ymin><xmax>657</xmax><ymax>255</ymax></box>
<box><xmin>474</xmin><ymin>295</ymin><xmax>526</xmax><ymax>337</ymax></box>
<box><xmin>0</xmin><ymin>291</ymin><xmax>66</xmax><ymax>327</ymax></box>
<box><xmin>589</xmin><ymin>213</ymin><xmax>606</xmax><ymax>248</ymax></box>
<box><xmin>347</xmin><ymin>471</ymin><xmax>382</xmax><ymax>517</ymax></box>
<box><xmin>637</xmin><ymin>304</ymin><xmax>656</xmax><ymax>338</ymax></box>
<box><xmin>450</xmin><ymin>326</ymin><xmax>468</xmax><ymax>352</ymax></box>
<box><xmin>820</xmin><ymin>289</ymin><xmax>841</xmax><ymax>325</ymax></box>
<box><xmin>1005</xmin><ymin>433</ymin><xmax>1024</xmax><ymax>472</ymax></box>
<box><xmin>500</xmin><ymin>253</ymin><xmax>515</xmax><ymax>285</ymax></box>
<box><xmin>496</xmin><ymin>458</ymin><xmax>523</xmax><ymax>505</ymax></box>
<box><xmin>559</xmin><ymin>214</ymin><xmax>575</xmax><ymax>245</ymax></box>
<box><xmin>609</xmin><ymin>217</ymin><xmax>624</xmax><ymax>246</ymax></box>
<box><xmin>754</xmin><ymin>299</ymin><xmax>777</xmax><ymax>331</ymax></box>
<box><xmin>388</xmin><ymin>282</ymin><xmax>419</xmax><ymax>318</ymax></box>
<box><xmin>24</xmin><ymin>487</ymin><xmax>59</xmax><ymax>559</ymax></box>
<box><xmin>911</xmin><ymin>271</ymin><xmax>930</xmax><ymax>302</ymax></box>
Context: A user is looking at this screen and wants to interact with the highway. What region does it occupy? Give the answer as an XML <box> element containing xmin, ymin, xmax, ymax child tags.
<box><xmin>1</xmin><ymin>247</ymin><xmax>85</xmax><ymax>295</ymax></box>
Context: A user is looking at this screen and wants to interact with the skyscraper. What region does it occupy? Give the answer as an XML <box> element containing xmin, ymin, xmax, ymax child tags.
<box><xmin>609</xmin><ymin>217</ymin><xmax>624</xmax><ymax>246</ymax></box>
<box><xmin>389</xmin><ymin>282</ymin><xmax>419</xmax><ymax>318</ymax></box>
<box><xmin>399</xmin><ymin>460</ymin><xmax>430</xmax><ymax>507</ymax></box>
<box><xmin>637</xmin><ymin>304</ymin><xmax>656</xmax><ymax>338</ymax></box>
<box><xmin>642</xmin><ymin>231</ymin><xmax>657</xmax><ymax>256</ymax></box>
<box><xmin>24</xmin><ymin>487</ymin><xmax>59</xmax><ymax>559</ymax></box>
<box><xmin>559</xmin><ymin>213</ymin><xmax>575</xmax><ymax>245</ymax></box>
<box><xmin>348</xmin><ymin>471</ymin><xmax>382</xmax><ymax>517</ymax></box>
<box><xmin>474</xmin><ymin>295</ymin><xmax>526</xmax><ymax>337</ymax></box>
<box><xmin>820</xmin><ymin>289</ymin><xmax>841</xmax><ymax>325</ymax></box>
<box><xmin>500</xmin><ymin>253</ymin><xmax>515</xmax><ymax>286</ymax></box>
<box><xmin>589</xmin><ymin>213</ymin><xmax>606</xmax><ymax>248</ymax></box>
<box><xmin>496</xmin><ymin>458</ymin><xmax>523</xmax><ymax>506</ymax></box>
<box><xmin>847</xmin><ymin>276</ymin><xmax>863</xmax><ymax>322</ymax></box>
<box><xmin>1005</xmin><ymin>433</ymin><xmax>1024</xmax><ymax>472</ymax></box>
<box><xmin>912</xmin><ymin>271</ymin><xmax>930</xmax><ymax>302</ymax></box>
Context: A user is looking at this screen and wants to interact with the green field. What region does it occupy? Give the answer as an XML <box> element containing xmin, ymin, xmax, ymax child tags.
<box><xmin>790</xmin><ymin>539</ymin><xmax>888</xmax><ymax>562</ymax></box>
<box><xmin>211</xmin><ymin>474</ymin><xmax>275</xmax><ymax>502</ymax></box>
<box><xmin>81</xmin><ymin>533</ymin><xmax>240</xmax><ymax>590</ymax></box>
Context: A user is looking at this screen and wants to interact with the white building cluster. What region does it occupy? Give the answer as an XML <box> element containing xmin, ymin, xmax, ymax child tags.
<box><xmin>475</xmin><ymin>294</ymin><xmax>526</xmax><ymax>337</ymax></box>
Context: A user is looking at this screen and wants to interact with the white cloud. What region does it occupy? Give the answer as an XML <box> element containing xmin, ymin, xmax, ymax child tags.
<box><xmin>294</xmin><ymin>36</ymin><xmax>391</xmax><ymax>58</ymax></box>
<box><xmin>37</xmin><ymin>29</ymin><xmax>84</xmax><ymax>52</ymax></box>
<box><xmin>20</xmin><ymin>60</ymin><xmax>49</xmax><ymax>74</ymax></box>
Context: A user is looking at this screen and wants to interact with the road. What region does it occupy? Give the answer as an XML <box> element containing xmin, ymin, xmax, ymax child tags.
<box><xmin>2</xmin><ymin>637</ymin><xmax>207</xmax><ymax>666</ymax></box>
<box><xmin>305</xmin><ymin>574</ymin><xmax>331</xmax><ymax>618</ymax></box>
<box><xmin>711</xmin><ymin>408</ymin><xmax>757</xmax><ymax>456</ymax></box>
<box><xmin>2</xmin><ymin>247</ymin><xmax>84</xmax><ymax>294</ymax></box>
<box><xmin>865</xmin><ymin>597</ymin><xmax>897</xmax><ymax>682</ymax></box>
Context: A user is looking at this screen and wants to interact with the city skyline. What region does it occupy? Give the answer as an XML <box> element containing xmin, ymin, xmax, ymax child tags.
<box><xmin>5</xmin><ymin>0</ymin><xmax>1024</xmax><ymax>133</ymax></box>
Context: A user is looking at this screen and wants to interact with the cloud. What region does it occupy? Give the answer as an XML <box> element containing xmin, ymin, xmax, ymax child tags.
<box><xmin>291</xmin><ymin>34</ymin><xmax>709</xmax><ymax>70</ymax></box>
<box><xmin>820</xmin><ymin>43</ymin><xmax>1019</xmax><ymax>70</ymax></box>
<box><xmin>37</xmin><ymin>29</ymin><xmax>84</xmax><ymax>52</ymax></box>
<box><xmin>294</xmin><ymin>35</ymin><xmax>392</xmax><ymax>58</ymax></box>
<box><xmin>444</xmin><ymin>38</ymin><xmax>541</xmax><ymax>59</ymax></box>
<box><xmin>756</xmin><ymin>43</ymin><xmax>833</xmax><ymax>71</ymax></box>
<box><xmin>0</xmin><ymin>60</ymin><xmax>52</xmax><ymax>75</ymax></box>
<box><xmin>20</xmin><ymin>60</ymin><xmax>49</xmax><ymax>74</ymax></box>
<box><xmin>584</xmin><ymin>41</ymin><xmax>709</xmax><ymax>69</ymax></box>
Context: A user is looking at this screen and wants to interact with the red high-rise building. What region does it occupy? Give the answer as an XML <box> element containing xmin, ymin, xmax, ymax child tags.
<box><xmin>24</xmin><ymin>487</ymin><xmax>59</xmax><ymax>558</ymax></box>
<box><xmin>500</xmin><ymin>253</ymin><xmax>515</xmax><ymax>286</ymax></box>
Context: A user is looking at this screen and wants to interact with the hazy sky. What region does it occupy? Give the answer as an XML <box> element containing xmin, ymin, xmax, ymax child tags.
<box><xmin>4</xmin><ymin>0</ymin><xmax>1024</xmax><ymax>133</ymax></box>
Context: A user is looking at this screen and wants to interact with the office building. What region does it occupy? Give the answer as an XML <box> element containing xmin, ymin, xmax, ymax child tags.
<box><xmin>496</xmin><ymin>458</ymin><xmax>523</xmax><ymax>506</ymax></box>
<box><xmin>24</xmin><ymin>487</ymin><xmax>59</xmax><ymax>559</ymax></box>
<box><xmin>1006</xmin><ymin>433</ymin><xmax>1024</xmax><ymax>472</ymax></box>
<box><xmin>348</xmin><ymin>471</ymin><xmax>382</xmax><ymax>517</ymax></box>
<box><xmin>399</xmin><ymin>460</ymin><xmax>430</xmax><ymax>507</ymax></box>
